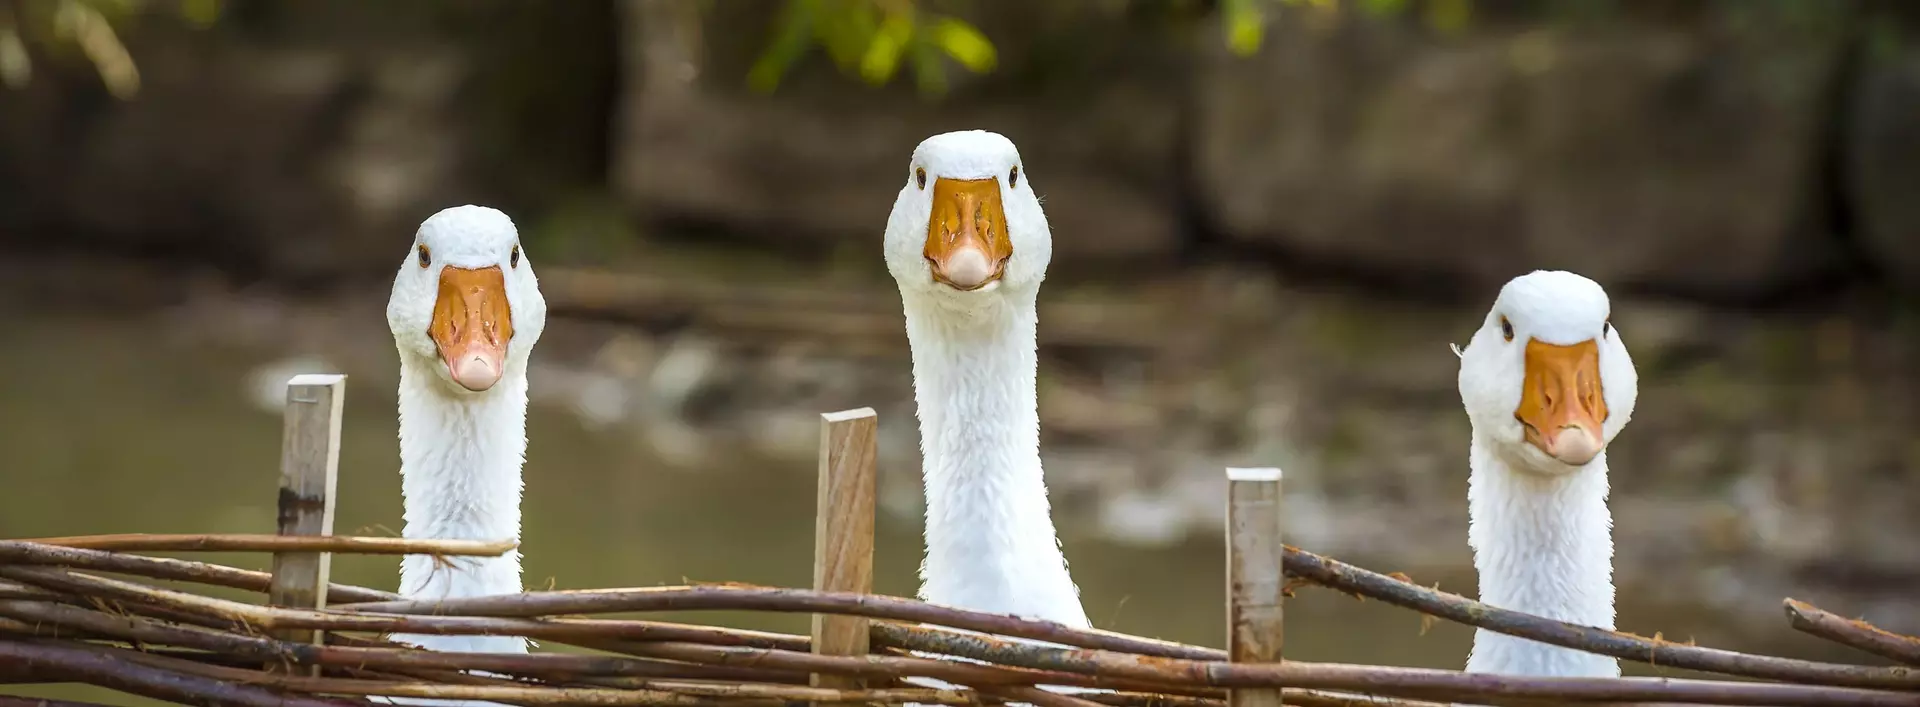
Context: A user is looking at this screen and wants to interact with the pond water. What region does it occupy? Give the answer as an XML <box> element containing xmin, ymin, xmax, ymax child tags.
<box><xmin>0</xmin><ymin>307</ymin><xmax>1869</xmax><ymax>705</ymax></box>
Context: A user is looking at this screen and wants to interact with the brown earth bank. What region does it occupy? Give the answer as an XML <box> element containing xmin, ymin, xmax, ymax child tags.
<box><xmin>2</xmin><ymin>1</ymin><xmax>1919</xmax><ymax>300</ymax></box>
<box><xmin>5</xmin><ymin>249</ymin><xmax>1918</xmax><ymax>640</ymax></box>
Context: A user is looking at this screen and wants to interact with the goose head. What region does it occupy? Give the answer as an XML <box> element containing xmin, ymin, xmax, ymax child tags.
<box><xmin>883</xmin><ymin>130</ymin><xmax>1051</xmax><ymax>308</ymax></box>
<box><xmin>386</xmin><ymin>205</ymin><xmax>547</xmax><ymax>393</ymax></box>
<box><xmin>1457</xmin><ymin>270</ymin><xmax>1636</xmax><ymax>473</ymax></box>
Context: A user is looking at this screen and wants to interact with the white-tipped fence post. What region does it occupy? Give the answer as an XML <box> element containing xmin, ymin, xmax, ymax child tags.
<box><xmin>1227</xmin><ymin>467</ymin><xmax>1285</xmax><ymax>707</ymax></box>
<box><xmin>811</xmin><ymin>407</ymin><xmax>878</xmax><ymax>699</ymax></box>
<box><xmin>266</xmin><ymin>374</ymin><xmax>345</xmax><ymax>675</ymax></box>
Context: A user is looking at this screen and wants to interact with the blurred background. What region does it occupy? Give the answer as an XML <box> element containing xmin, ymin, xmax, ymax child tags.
<box><xmin>3</xmin><ymin>0</ymin><xmax>1919</xmax><ymax>700</ymax></box>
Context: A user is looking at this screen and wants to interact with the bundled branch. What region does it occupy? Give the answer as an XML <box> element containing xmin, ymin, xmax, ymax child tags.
<box><xmin>10</xmin><ymin>392</ymin><xmax>1918</xmax><ymax>707</ymax></box>
<box><xmin>2</xmin><ymin>537</ymin><xmax>1917</xmax><ymax>707</ymax></box>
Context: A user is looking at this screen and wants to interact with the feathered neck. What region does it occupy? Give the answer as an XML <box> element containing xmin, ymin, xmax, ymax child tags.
<box><xmin>1465</xmin><ymin>431</ymin><xmax>1617</xmax><ymax>677</ymax></box>
<box><xmin>392</xmin><ymin>355</ymin><xmax>529</xmax><ymax>655</ymax></box>
<box><xmin>902</xmin><ymin>288</ymin><xmax>1090</xmax><ymax>629</ymax></box>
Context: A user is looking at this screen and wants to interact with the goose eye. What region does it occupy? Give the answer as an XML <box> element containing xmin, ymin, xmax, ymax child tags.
<box><xmin>1500</xmin><ymin>316</ymin><xmax>1515</xmax><ymax>342</ymax></box>
<box><xmin>1602</xmin><ymin>318</ymin><xmax>1611</xmax><ymax>337</ymax></box>
<box><xmin>510</xmin><ymin>245</ymin><xmax>521</xmax><ymax>269</ymax></box>
<box><xmin>1009</xmin><ymin>165</ymin><xmax>1020</xmax><ymax>188</ymax></box>
<box><xmin>915</xmin><ymin>168</ymin><xmax>927</xmax><ymax>190</ymax></box>
<box><xmin>417</xmin><ymin>244</ymin><xmax>431</xmax><ymax>268</ymax></box>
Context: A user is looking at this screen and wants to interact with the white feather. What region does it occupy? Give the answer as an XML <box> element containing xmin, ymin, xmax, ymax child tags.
<box><xmin>882</xmin><ymin>133</ymin><xmax>1100</xmax><ymax>706</ymax></box>
<box><xmin>1457</xmin><ymin>270</ymin><xmax>1637</xmax><ymax>678</ymax></box>
<box><xmin>884</xmin><ymin>130</ymin><xmax>1088</xmax><ymax>629</ymax></box>
<box><xmin>379</xmin><ymin>205</ymin><xmax>547</xmax><ymax>707</ymax></box>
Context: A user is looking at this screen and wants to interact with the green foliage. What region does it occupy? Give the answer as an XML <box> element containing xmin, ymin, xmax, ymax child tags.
<box><xmin>747</xmin><ymin>0</ymin><xmax>1490</xmax><ymax>97</ymax></box>
<box><xmin>0</xmin><ymin>0</ymin><xmax>220</xmax><ymax>99</ymax></box>
<box><xmin>1221</xmin><ymin>0</ymin><xmax>1271</xmax><ymax>56</ymax></box>
<box><xmin>747</xmin><ymin>0</ymin><xmax>997</xmax><ymax>97</ymax></box>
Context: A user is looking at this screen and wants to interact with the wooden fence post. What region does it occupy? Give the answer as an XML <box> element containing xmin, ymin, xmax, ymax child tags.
<box><xmin>811</xmin><ymin>407</ymin><xmax>878</xmax><ymax>699</ymax></box>
<box><xmin>266</xmin><ymin>374</ymin><xmax>346</xmax><ymax>674</ymax></box>
<box><xmin>1227</xmin><ymin>467</ymin><xmax>1285</xmax><ymax>707</ymax></box>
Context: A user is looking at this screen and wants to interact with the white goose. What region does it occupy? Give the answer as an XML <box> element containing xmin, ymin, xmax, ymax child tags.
<box><xmin>1456</xmin><ymin>270</ymin><xmax>1637</xmax><ymax>677</ymax></box>
<box><xmin>882</xmin><ymin>130</ymin><xmax>1091</xmax><ymax>629</ymax></box>
<box><xmin>383</xmin><ymin>205</ymin><xmax>546</xmax><ymax>658</ymax></box>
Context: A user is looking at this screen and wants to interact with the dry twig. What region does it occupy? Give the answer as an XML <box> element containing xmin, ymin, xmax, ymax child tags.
<box><xmin>16</xmin><ymin>533</ymin><xmax>514</xmax><ymax>556</ymax></box>
<box><xmin>1785</xmin><ymin>599</ymin><xmax>1920</xmax><ymax>667</ymax></box>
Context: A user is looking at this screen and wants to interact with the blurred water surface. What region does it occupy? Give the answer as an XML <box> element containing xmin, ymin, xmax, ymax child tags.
<box><xmin>0</xmin><ymin>307</ymin><xmax>1868</xmax><ymax>705</ymax></box>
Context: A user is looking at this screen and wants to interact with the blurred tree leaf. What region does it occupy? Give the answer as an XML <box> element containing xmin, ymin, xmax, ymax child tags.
<box><xmin>817</xmin><ymin>0</ymin><xmax>880</xmax><ymax>70</ymax></box>
<box><xmin>180</xmin><ymin>0</ymin><xmax>220</xmax><ymax>28</ymax></box>
<box><xmin>859</xmin><ymin>12</ymin><xmax>913</xmax><ymax>83</ymax></box>
<box><xmin>749</xmin><ymin>0</ymin><xmax>998</xmax><ymax>98</ymax></box>
<box><xmin>0</xmin><ymin>25</ymin><xmax>29</xmax><ymax>90</ymax></box>
<box><xmin>1425</xmin><ymin>0</ymin><xmax>1474</xmax><ymax>34</ymax></box>
<box><xmin>1222</xmin><ymin>0</ymin><xmax>1265</xmax><ymax>57</ymax></box>
<box><xmin>927</xmin><ymin>16</ymin><xmax>995</xmax><ymax>73</ymax></box>
<box><xmin>910</xmin><ymin>32</ymin><xmax>946</xmax><ymax>96</ymax></box>
<box><xmin>747</xmin><ymin>0</ymin><xmax>819</xmax><ymax>93</ymax></box>
<box><xmin>3</xmin><ymin>0</ymin><xmax>220</xmax><ymax>99</ymax></box>
<box><xmin>742</xmin><ymin>0</ymin><xmax>1505</xmax><ymax>96</ymax></box>
<box><xmin>1359</xmin><ymin>0</ymin><xmax>1409</xmax><ymax>16</ymax></box>
<box><xmin>52</xmin><ymin>0</ymin><xmax>140</xmax><ymax>98</ymax></box>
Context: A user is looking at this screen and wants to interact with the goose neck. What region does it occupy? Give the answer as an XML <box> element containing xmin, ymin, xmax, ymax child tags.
<box><xmin>395</xmin><ymin>357</ymin><xmax>527</xmax><ymax>600</ymax></box>
<box><xmin>903</xmin><ymin>291</ymin><xmax>1088</xmax><ymax>628</ymax></box>
<box><xmin>1465</xmin><ymin>431</ymin><xmax>1617</xmax><ymax>677</ymax></box>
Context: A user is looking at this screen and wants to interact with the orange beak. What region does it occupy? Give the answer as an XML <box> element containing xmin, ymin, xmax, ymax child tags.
<box><xmin>924</xmin><ymin>177</ymin><xmax>1012</xmax><ymax>290</ymax></box>
<box><xmin>1515</xmin><ymin>338</ymin><xmax>1609</xmax><ymax>466</ymax></box>
<box><xmin>428</xmin><ymin>266</ymin><xmax>514</xmax><ymax>392</ymax></box>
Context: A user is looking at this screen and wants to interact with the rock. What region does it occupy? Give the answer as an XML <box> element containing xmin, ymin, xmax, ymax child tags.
<box><xmin>0</xmin><ymin>2</ymin><xmax>614</xmax><ymax>279</ymax></box>
<box><xmin>609</xmin><ymin>0</ymin><xmax>1186</xmax><ymax>262</ymax></box>
<box><xmin>1848</xmin><ymin>41</ymin><xmax>1920</xmax><ymax>291</ymax></box>
<box><xmin>1192</xmin><ymin>7</ymin><xmax>1851</xmax><ymax>299</ymax></box>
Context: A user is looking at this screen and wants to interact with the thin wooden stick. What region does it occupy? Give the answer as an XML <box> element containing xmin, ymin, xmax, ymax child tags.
<box><xmin>336</xmin><ymin>572</ymin><xmax>1920</xmax><ymax>692</ymax></box>
<box><xmin>268</xmin><ymin>373</ymin><xmax>347</xmax><ymax>673</ymax></box>
<box><xmin>0</xmin><ymin>578</ymin><xmax>62</xmax><ymax>600</ymax></box>
<box><xmin>618</xmin><ymin>639</ymin><xmax>1116</xmax><ymax>689</ymax></box>
<box><xmin>3</xmin><ymin>563</ymin><xmax>808</xmax><ymax>651</ymax></box>
<box><xmin>1278</xmin><ymin>546</ymin><xmax>1920</xmax><ymax>690</ymax></box>
<box><xmin>0</xmin><ymin>540</ymin><xmax>401</xmax><ymax>602</ymax></box>
<box><xmin>9</xmin><ymin>546</ymin><xmax>1918</xmax><ymax>704</ymax></box>
<box><xmin>107</xmin><ymin>646</ymin><xmax>721</xmax><ymax>706</ymax></box>
<box><xmin>1268</xmin><ymin>694</ymin><xmax>1430</xmax><ymax>707</ymax></box>
<box><xmin>17</xmin><ymin>559</ymin><xmax>1920</xmax><ymax>702</ymax></box>
<box><xmin>0</xmin><ymin>565</ymin><xmax>330</xmax><ymax>630</ymax></box>
<box><xmin>337</xmin><ymin>584</ymin><xmax>1222</xmax><ymax>660</ymax></box>
<box><xmin>16</xmin><ymin>535</ymin><xmax>1895</xmax><ymax>694</ymax></box>
<box><xmin>0</xmin><ymin>696</ymin><xmax>136</xmax><ymax>707</ymax></box>
<box><xmin>977</xmin><ymin>685</ymin><xmax>1109</xmax><ymax>707</ymax></box>
<box><xmin>865</xmin><ymin>621</ymin><xmax>1920</xmax><ymax>706</ymax></box>
<box><xmin>0</xmin><ymin>599</ymin><xmax>295</xmax><ymax>658</ymax></box>
<box><xmin>0</xmin><ymin>638</ymin><xmax>361</xmax><ymax>707</ymax></box>
<box><xmin>0</xmin><ymin>541</ymin><xmax>805</xmax><ymax>652</ymax></box>
<box><xmin>1</xmin><ymin>563</ymin><xmax>816</xmax><ymax>669</ymax></box>
<box><xmin>1227</xmin><ymin>468</ymin><xmax>1286</xmax><ymax>707</ymax></box>
<box><xmin>812</xmin><ymin>407</ymin><xmax>878</xmax><ymax>697</ymax></box>
<box><xmin>278</xmin><ymin>609</ymin><xmax>811</xmax><ymax>651</ymax></box>
<box><xmin>868</xmin><ymin>627</ymin><xmax>1456</xmax><ymax>707</ymax></box>
<box><xmin>14</xmin><ymin>533</ymin><xmax>515</xmax><ymax>556</ymax></box>
<box><xmin>1075</xmin><ymin>693</ymin><xmax>1225</xmax><ymax>707</ymax></box>
<box><xmin>1</xmin><ymin>594</ymin><xmax>1904</xmax><ymax>707</ymax></box>
<box><xmin>1785</xmin><ymin>599</ymin><xmax>1920</xmax><ymax>666</ymax></box>
<box><xmin>0</xmin><ymin>596</ymin><xmax>804</xmax><ymax>685</ymax></box>
<box><xmin>596</xmin><ymin>679</ymin><xmax>981</xmax><ymax>705</ymax></box>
